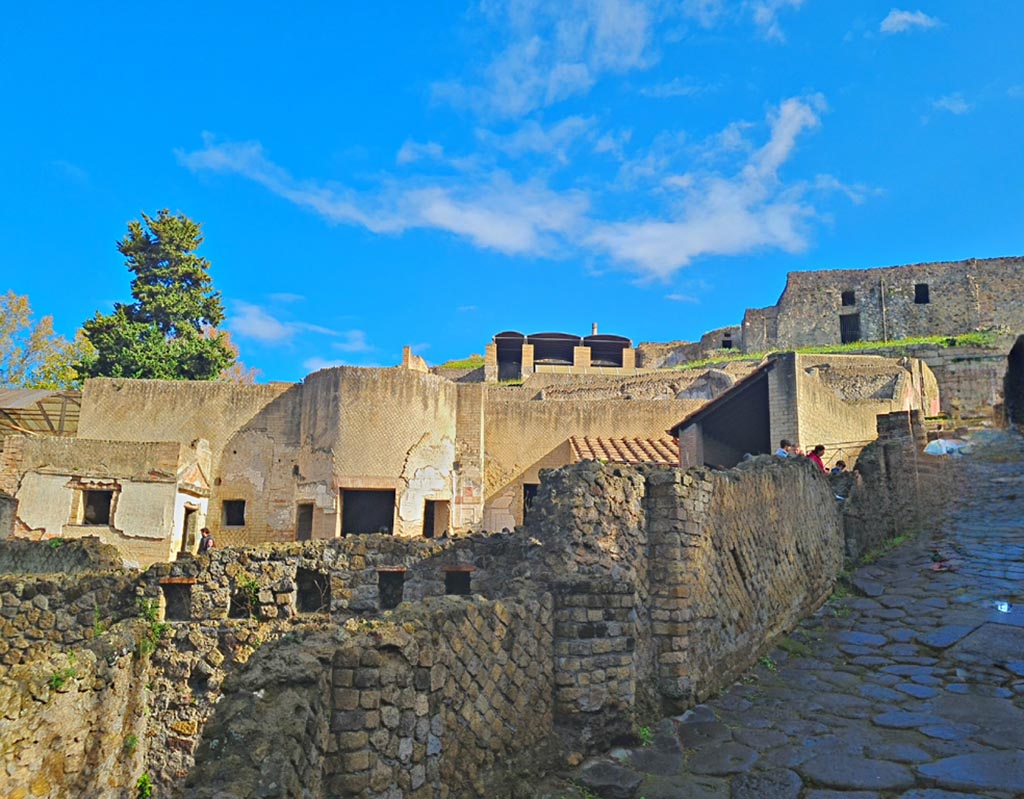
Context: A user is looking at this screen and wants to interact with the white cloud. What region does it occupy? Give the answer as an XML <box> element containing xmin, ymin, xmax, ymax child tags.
<box><xmin>51</xmin><ymin>159</ymin><xmax>89</xmax><ymax>184</ymax></box>
<box><xmin>477</xmin><ymin>116</ymin><xmax>594</xmax><ymax>163</ymax></box>
<box><xmin>880</xmin><ymin>9</ymin><xmax>940</xmax><ymax>34</ymax></box>
<box><xmin>332</xmin><ymin>330</ymin><xmax>372</xmax><ymax>353</ymax></box>
<box><xmin>230</xmin><ymin>301</ymin><xmax>339</xmax><ymax>344</ymax></box>
<box><xmin>681</xmin><ymin>0</ymin><xmax>724</xmax><ymax>28</ymax></box>
<box><xmin>434</xmin><ymin>0</ymin><xmax>657</xmax><ymax>119</ymax></box>
<box><xmin>666</xmin><ymin>293</ymin><xmax>699</xmax><ymax>303</ymax></box>
<box><xmin>397</xmin><ymin>140</ymin><xmax>445</xmax><ymax>165</ymax></box>
<box><xmin>183</xmin><ymin>88</ymin><xmax>855</xmax><ymax>285</ymax></box>
<box><xmin>268</xmin><ymin>292</ymin><xmax>305</xmax><ymax>303</ymax></box>
<box><xmin>302</xmin><ymin>356</ymin><xmax>351</xmax><ymax>372</ymax></box>
<box><xmin>932</xmin><ymin>93</ymin><xmax>971</xmax><ymax>115</ymax></box>
<box><xmin>178</xmin><ymin>135</ymin><xmax>590</xmax><ymax>257</ymax></box>
<box><xmin>586</xmin><ymin>94</ymin><xmax>835</xmax><ymax>279</ymax></box>
<box><xmin>749</xmin><ymin>0</ymin><xmax>805</xmax><ymax>42</ymax></box>
<box><xmin>457</xmin><ymin>305</ymin><xmax>478</xmax><ymax>312</ymax></box>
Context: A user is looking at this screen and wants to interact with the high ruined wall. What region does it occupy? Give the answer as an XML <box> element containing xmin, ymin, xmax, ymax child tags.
<box><xmin>1</xmin><ymin>441</ymin><xmax>925</xmax><ymax>799</ymax></box>
<box><xmin>745</xmin><ymin>256</ymin><xmax>1024</xmax><ymax>352</ymax></box>
<box><xmin>791</xmin><ymin>353</ymin><xmax>940</xmax><ymax>465</ymax></box>
<box><xmin>644</xmin><ymin>459</ymin><xmax>842</xmax><ymax>707</ymax></box>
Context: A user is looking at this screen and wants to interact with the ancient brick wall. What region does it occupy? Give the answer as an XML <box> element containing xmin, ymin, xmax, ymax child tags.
<box><xmin>646</xmin><ymin>459</ymin><xmax>843</xmax><ymax>709</ymax></box>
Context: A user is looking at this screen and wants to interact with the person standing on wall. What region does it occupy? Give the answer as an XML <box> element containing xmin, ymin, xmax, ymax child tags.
<box><xmin>807</xmin><ymin>444</ymin><xmax>827</xmax><ymax>472</ymax></box>
<box><xmin>776</xmin><ymin>439</ymin><xmax>793</xmax><ymax>457</ymax></box>
<box><xmin>198</xmin><ymin>527</ymin><xmax>215</xmax><ymax>554</ymax></box>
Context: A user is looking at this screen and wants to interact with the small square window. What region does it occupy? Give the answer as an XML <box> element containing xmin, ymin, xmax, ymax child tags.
<box><xmin>914</xmin><ymin>283</ymin><xmax>930</xmax><ymax>304</ymax></box>
<box><xmin>222</xmin><ymin>500</ymin><xmax>246</xmax><ymax>527</ymax></box>
<box><xmin>721</xmin><ymin>339</ymin><xmax>733</xmax><ymax>350</ymax></box>
<box><xmin>82</xmin><ymin>490</ymin><xmax>113</xmax><ymax>525</ymax></box>
<box><xmin>445</xmin><ymin>570</ymin><xmax>472</xmax><ymax>596</ymax></box>
<box><xmin>841</xmin><ymin>290</ymin><xmax>856</xmax><ymax>306</ymax></box>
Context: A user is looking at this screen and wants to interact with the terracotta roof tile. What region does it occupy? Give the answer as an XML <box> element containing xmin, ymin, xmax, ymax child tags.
<box><xmin>569</xmin><ymin>436</ymin><xmax>678</xmax><ymax>466</ymax></box>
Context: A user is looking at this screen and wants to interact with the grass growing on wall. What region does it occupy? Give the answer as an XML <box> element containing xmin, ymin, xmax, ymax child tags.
<box><xmin>671</xmin><ymin>329</ymin><xmax>1002</xmax><ymax>371</ymax></box>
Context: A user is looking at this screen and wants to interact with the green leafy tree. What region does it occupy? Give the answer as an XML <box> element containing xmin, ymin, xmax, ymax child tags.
<box><xmin>80</xmin><ymin>210</ymin><xmax>238</xmax><ymax>380</ymax></box>
<box><xmin>0</xmin><ymin>291</ymin><xmax>94</xmax><ymax>389</ymax></box>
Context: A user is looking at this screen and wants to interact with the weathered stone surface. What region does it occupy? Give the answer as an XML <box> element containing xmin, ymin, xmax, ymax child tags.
<box><xmin>916</xmin><ymin>751</ymin><xmax>1024</xmax><ymax>793</ymax></box>
<box><xmin>579</xmin><ymin>760</ymin><xmax>644</xmax><ymax>799</ymax></box>
<box><xmin>729</xmin><ymin>768</ymin><xmax>802</xmax><ymax>799</ymax></box>
<box><xmin>798</xmin><ymin>755</ymin><xmax>914</xmax><ymax>791</ymax></box>
<box><xmin>687</xmin><ymin>743</ymin><xmax>758</xmax><ymax>776</ymax></box>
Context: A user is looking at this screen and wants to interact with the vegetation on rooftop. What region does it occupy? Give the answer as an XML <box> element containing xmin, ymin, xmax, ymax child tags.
<box><xmin>436</xmin><ymin>354</ymin><xmax>485</xmax><ymax>370</ymax></box>
<box><xmin>671</xmin><ymin>330</ymin><xmax>1001</xmax><ymax>371</ymax></box>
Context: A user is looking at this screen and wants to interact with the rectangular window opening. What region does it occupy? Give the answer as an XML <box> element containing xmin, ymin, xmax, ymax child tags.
<box><xmin>341</xmin><ymin>489</ymin><xmax>395</xmax><ymax>535</ymax></box>
<box><xmin>720</xmin><ymin>339</ymin><xmax>733</xmax><ymax>350</ymax></box>
<box><xmin>840</xmin><ymin>313</ymin><xmax>861</xmax><ymax>344</ymax></box>
<box><xmin>378</xmin><ymin>570</ymin><xmax>406</xmax><ymax>610</ymax></box>
<box><xmin>444</xmin><ymin>570</ymin><xmax>472</xmax><ymax>597</ymax></box>
<box><xmin>81</xmin><ymin>490</ymin><xmax>113</xmax><ymax>525</ymax></box>
<box><xmin>222</xmin><ymin>499</ymin><xmax>246</xmax><ymax>527</ymax></box>
<box><xmin>296</xmin><ymin>567</ymin><xmax>331</xmax><ymax>613</ymax></box>
<box><xmin>915</xmin><ymin>283</ymin><xmax>930</xmax><ymax>304</ymax></box>
<box><xmin>162</xmin><ymin>584</ymin><xmax>191</xmax><ymax>621</ymax></box>
<box><xmin>295</xmin><ymin>502</ymin><xmax>314</xmax><ymax>541</ymax></box>
<box><xmin>841</xmin><ymin>290</ymin><xmax>856</xmax><ymax>307</ymax></box>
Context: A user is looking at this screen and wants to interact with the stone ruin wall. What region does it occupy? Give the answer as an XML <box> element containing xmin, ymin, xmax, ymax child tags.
<box><xmin>0</xmin><ymin>440</ymin><xmax>942</xmax><ymax>799</ymax></box>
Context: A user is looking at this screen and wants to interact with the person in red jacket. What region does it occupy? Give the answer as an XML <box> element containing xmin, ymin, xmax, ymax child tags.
<box><xmin>807</xmin><ymin>444</ymin><xmax>826</xmax><ymax>472</ymax></box>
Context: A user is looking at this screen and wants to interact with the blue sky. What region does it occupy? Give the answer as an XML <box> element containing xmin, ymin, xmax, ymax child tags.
<box><xmin>2</xmin><ymin>2</ymin><xmax>1022</xmax><ymax>382</ymax></box>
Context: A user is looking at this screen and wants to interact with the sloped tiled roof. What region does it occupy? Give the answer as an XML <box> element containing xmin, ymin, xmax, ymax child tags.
<box><xmin>569</xmin><ymin>436</ymin><xmax>678</xmax><ymax>466</ymax></box>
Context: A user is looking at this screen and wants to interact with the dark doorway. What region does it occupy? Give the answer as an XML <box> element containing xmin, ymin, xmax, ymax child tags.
<box><xmin>840</xmin><ymin>313</ymin><xmax>861</xmax><ymax>344</ymax></box>
<box><xmin>179</xmin><ymin>506</ymin><xmax>198</xmax><ymax>554</ymax></box>
<box><xmin>378</xmin><ymin>570</ymin><xmax>405</xmax><ymax>610</ymax></box>
<box><xmin>295</xmin><ymin>503</ymin><xmax>314</xmax><ymax>541</ymax></box>
<box><xmin>914</xmin><ymin>283</ymin><xmax>930</xmax><ymax>304</ymax></box>
<box><xmin>296</xmin><ymin>567</ymin><xmax>330</xmax><ymax>613</ymax></box>
<box><xmin>445</xmin><ymin>570</ymin><xmax>472</xmax><ymax>596</ymax></box>
<box><xmin>523</xmin><ymin>483</ymin><xmax>539</xmax><ymax>521</ymax></box>
<box><xmin>82</xmin><ymin>490</ymin><xmax>113</xmax><ymax>525</ymax></box>
<box><xmin>162</xmin><ymin>584</ymin><xmax>191</xmax><ymax>621</ymax></box>
<box><xmin>422</xmin><ymin>499</ymin><xmax>449</xmax><ymax>538</ymax></box>
<box><xmin>495</xmin><ymin>331</ymin><xmax>526</xmax><ymax>381</ymax></box>
<box><xmin>341</xmin><ymin>489</ymin><xmax>395</xmax><ymax>535</ymax></box>
<box><xmin>1005</xmin><ymin>336</ymin><xmax>1024</xmax><ymax>424</ymax></box>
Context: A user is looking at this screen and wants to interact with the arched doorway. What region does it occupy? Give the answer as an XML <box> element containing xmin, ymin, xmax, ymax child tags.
<box><xmin>1004</xmin><ymin>335</ymin><xmax>1024</xmax><ymax>424</ymax></box>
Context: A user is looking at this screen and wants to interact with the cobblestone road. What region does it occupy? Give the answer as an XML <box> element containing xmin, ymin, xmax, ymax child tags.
<box><xmin>540</xmin><ymin>433</ymin><xmax>1024</xmax><ymax>799</ymax></box>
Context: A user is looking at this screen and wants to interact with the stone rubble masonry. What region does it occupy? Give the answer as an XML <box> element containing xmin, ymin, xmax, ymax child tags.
<box><xmin>839</xmin><ymin>410</ymin><xmax>956</xmax><ymax>560</ymax></box>
<box><xmin>0</xmin><ymin>429</ymin><xmax>925</xmax><ymax>799</ymax></box>
<box><xmin>0</xmin><ymin>622</ymin><xmax>151</xmax><ymax>799</ymax></box>
<box><xmin>1</xmin><ymin>490</ymin><xmax>19</xmax><ymax>539</ymax></box>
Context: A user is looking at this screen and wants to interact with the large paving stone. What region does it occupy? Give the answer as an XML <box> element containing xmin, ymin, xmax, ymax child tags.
<box><xmin>838</xmin><ymin>630</ymin><xmax>888</xmax><ymax>647</ymax></box>
<box><xmin>949</xmin><ymin>621</ymin><xmax>1024</xmax><ymax>662</ymax></box>
<box><xmin>864</xmin><ymin>742</ymin><xmax>933</xmax><ymax>763</ymax></box>
<box><xmin>899</xmin><ymin>790</ymin><xmax>998</xmax><ymax>799</ymax></box>
<box><xmin>872</xmin><ymin>711</ymin><xmax>942</xmax><ymax>729</ymax></box>
<box><xmin>678</xmin><ymin>721</ymin><xmax>732</xmax><ymax>748</ymax></box>
<box><xmin>639</xmin><ymin>774</ymin><xmax>728</xmax><ymax>799</ymax></box>
<box><xmin>916</xmin><ymin>751</ymin><xmax>1024</xmax><ymax>793</ymax></box>
<box><xmin>798</xmin><ymin>754</ymin><xmax>915</xmax><ymax>790</ymax></box>
<box><xmin>579</xmin><ymin>760</ymin><xmax>643</xmax><ymax>799</ymax></box>
<box><xmin>687</xmin><ymin>743</ymin><xmax>758</xmax><ymax>776</ymax></box>
<box><xmin>917</xmin><ymin>624</ymin><xmax>978</xmax><ymax>649</ymax></box>
<box><xmin>729</xmin><ymin>768</ymin><xmax>801</xmax><ymax>799</ymax></box>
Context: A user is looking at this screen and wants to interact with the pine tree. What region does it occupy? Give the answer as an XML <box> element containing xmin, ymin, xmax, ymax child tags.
<box><xmin>80</xmin><ymin>210</ymin><xmax>237</xmax><ymax>380</ymax></box>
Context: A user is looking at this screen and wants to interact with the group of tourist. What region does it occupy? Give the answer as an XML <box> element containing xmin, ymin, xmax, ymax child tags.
<box><xmin>775</xmin><ymin>439</ymin><xmax>847</xmax><ymax>475</ymax></box>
